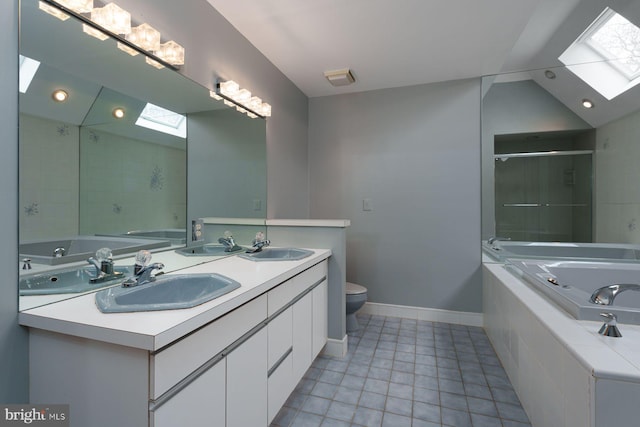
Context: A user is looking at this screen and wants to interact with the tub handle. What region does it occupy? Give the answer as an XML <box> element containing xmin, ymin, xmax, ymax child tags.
<box><xmin>598</xmin><ymin>312</ymin><xmax>622</xmax><ymax>338</ymax></box>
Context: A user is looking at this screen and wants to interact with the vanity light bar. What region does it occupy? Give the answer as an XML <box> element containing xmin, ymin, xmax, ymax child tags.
<box><xmin>214</xmin><ymin>80</ymin><xmax>272</xmax><ymax>119</ymax></box>
<box><xmin>38</xmin><ymin>0</ymin><xmax>184</xmax><ymax>69</ymax></box>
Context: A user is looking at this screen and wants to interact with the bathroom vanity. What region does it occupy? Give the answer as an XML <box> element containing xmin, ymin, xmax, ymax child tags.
<box><xmin>20</xmin><ymin>249</ymin><xmax>331</xmax><ymax>427</ymax></box>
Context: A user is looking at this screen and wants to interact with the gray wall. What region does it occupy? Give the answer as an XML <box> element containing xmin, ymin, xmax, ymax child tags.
<box><xmin>1</xmin><ymin>0</ymin><xmax>29</xmax><ymax>402</ymax></box>
<box><xmin>308</xmin><ymin>79</ymin><xmax>484</xmax><ymax>313</ymax></box>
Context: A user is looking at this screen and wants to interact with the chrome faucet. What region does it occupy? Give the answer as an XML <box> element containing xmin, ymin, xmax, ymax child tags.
<box><xmin>87</xmin><ymin>248</ymin><xmax>122</xmax><ymax>284</ymax></box>
<box><xmin>247</xmin><ymin>231</ymin><xmax>270</xmax><ymax>253</ymax></box>
<box><xmin>123</xmin><ymin>262</ymin><xmax>164</xmax><ymax>287</ymax></box>
<box><xmin>218</xmin><ymin>231</ymin><xmax>241</xmax><ymax>252</ymax></box>
<box><xmin>590</xmin><ymin>284</ymin><xmax>640</xmax><ymax>305</ymax></box>
<box><xmin>53</xmin><ymin>247</ymin><xmax>66</xmax><ymax>257</ymax></box>
<box><xmin>598</xmin><ymin>312</ymin><xmax>622</xmax><ymax>337</ymax></box>
<box><xmin>488</xmin><ymin>236</ymin><xmax>511</xmax><ymax>245</ymax></box>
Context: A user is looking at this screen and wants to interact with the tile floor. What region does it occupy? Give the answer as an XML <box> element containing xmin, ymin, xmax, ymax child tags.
<box><xmin>270</xmin><ymin>313</ymin><xmax>531</xmax><ymax>427</ymax></box>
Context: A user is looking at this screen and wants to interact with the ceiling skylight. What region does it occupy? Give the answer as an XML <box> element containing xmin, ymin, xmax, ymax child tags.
<box><xmin>19</xmin><ymin>55</ymin><xmax>41</xmax><ymax>94</ymax></box>
<box><xmin>559</xmin><ymin>8</ymin><xmax>640</xmax><ymax>100</ymax></box>
<box><xmin>135</xmin><ymin>103</ymin><xmax>186</xmax><ymax>138</ymax></box>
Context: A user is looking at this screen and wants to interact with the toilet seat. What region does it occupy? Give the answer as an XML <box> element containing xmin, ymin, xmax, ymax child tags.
<box><xmin>346</xmin><ymin>282</ymin><xmax>367</xmax><ymax>295</ymax></box>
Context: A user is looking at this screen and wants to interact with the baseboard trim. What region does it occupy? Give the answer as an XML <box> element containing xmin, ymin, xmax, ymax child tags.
<box><xmin>360</xmin><ymin>302</ymin><xmax>483</xmax><ymax>328</ymax></box>
<box><xmin>322</xmin><ymin>336</ymin><xmax>348</xmax><ymax>358</ymax></box>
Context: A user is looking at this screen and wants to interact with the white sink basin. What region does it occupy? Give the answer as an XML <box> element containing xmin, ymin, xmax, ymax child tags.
<box><xmin>95</xmin><ymin>273</ymin><xmax>241</xmax><ymax>313</ymax></box>
<box><xmin>238</xmin><ymin>248</ymin><xmax>313</xmax><ymax>261</ymax></box>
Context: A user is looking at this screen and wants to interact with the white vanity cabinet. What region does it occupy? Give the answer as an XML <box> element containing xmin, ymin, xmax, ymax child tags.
<box><xmin>152</xmin><ymin>359</ymin><xmax>226</xmax><ymax>427</ymax></box>
<box><xmin>25</xmin><ymin>257</ymin><xmax>329</xmax><ymax>427</ymax></box>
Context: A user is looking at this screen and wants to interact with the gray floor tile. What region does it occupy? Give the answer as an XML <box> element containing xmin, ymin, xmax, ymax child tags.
<box><xmin>311</xmin><ymin>382</ymin><xmax>338</xmax><ymax>399</ymax></box>
<box><xmin>496</xmin><ymin>401</ymin><xmax>530</xmax><ymax>423</ymax></box>
<box><xmin>440</xmin><ymin>391</ymin><xmax>468</xmax><ymax>411</ymax></box>
<box><xmin>388</xmin><ymin>382</ymin><xmax>414</xmax><ymax>400</ymax></box>
<box><xmin>334</xmin><ymin>385</ymin><xmax>361</xmax><ymax>405</ymax></box>
<box><xmin>301</xmin><ymin>396</ymin><xmax>332</xmax><ymax>416</ymax></box>
<box><xmin>466</xmin><ymin>396</ymin><xmax>498</xmax><ymax>417</ymax></box>
<box><xmin>412</xmin><ymin>419</ymin><xmax>442</xmax><ymax>427</ymax></box>
<box><xmin>320</xmin><ymin>417</ymin><xmax>350</xmax><ymax>427</ymax></box>
<box><xmin>413</xmin><ymin>386</ymin><xmax>440</xmax><ymax>405</ymax></box>
<box><xmin>352</xmin><ymin>406</ymin><xmax>384</xmax><ymax>427</ymax></box>
<box><xmin>340</xmin><ymin>373</ymin><xmax>366</xmax><ymax>390</ymax></box>
<box><xmin>469</xmin><ymin>412</ymin><xmax>502</xmax><ymax>427</ymax></box>
<box><xmin>385</xmin><ymin>396</ymin><xmax>413</xmax><ymax>417</ymax></box>
<box><xmin>326</xmin><ymin>401</ymin><xmax>357</xmax><ymax>422</ymax></box>
<box><xmin>381</xmin><ymin>412</ymin><xmax>412</xmax><ymax>427</ymax></box>
<box><xmin>412</xmin><ymin>401</ymin><xmax>441</xmax><ymax>423</ymax></box>
<box><xmin>441</xmin><ymin>407</ymin><xmax>472</xmax><ymax>427</ymax></box>
<box><xmin>359</xmin><ymin>391</ymin><xmax>387</xmax><ymax>411</ymax></box>
<box><xmin>270</xmin><ymin>314</ymin><xmax>530</xmax><ymax>427</ymax></box>
<box><xmin>291</xmin><ymin>411</ymin><xmax>324</xmax><ymax>427</ymax></box>
<box><xmin>364</xmin><ymin>377</ymin><xmax>390</xmax><ymax>394</ymax></box>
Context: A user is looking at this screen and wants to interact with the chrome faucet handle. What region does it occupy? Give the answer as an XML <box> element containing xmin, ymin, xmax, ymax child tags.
<box><xmin>22</xmin><ymin>258</ymin><xmax>32</xmax><ymax>270</ymax></box>
<box><xmin>53</xmin><ymin>247</ymin><xmax>66</xmax><ymax>258</ymax></box>
<box><xmin>598</xmin><ymin>312</ymin><xmax>622</xmax><ymax>337</ymax></box>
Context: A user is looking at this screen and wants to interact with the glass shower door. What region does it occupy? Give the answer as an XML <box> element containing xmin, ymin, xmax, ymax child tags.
<box><xmin>494</xmin><ymin>151</ymin><xmax>592</xmax><ymax>242</ymax></box>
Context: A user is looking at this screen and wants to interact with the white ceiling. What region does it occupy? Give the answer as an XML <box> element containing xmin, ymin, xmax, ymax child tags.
<box><xmin>205</xmin><ymin>0</ymin><xmax>581</xmax><ymax>97</ymax></box>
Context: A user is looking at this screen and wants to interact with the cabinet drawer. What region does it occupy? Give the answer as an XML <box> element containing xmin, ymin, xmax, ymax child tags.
<box><xmin>150</xmin><ymin>358</ymin><xmax>225</xmax><ymax>427</ymax></box>
<box><xmin>268</xmin><ymin>307</ymin><xmax>292</xmax><ymax>370</ymax></box>
<box><xmin>150</xmin><ymin>293</ymin><xmax>267</xmax><ymax>399</ymax></box>
<box><xmin>268</xmin><ymin>351</ymin><xmax>293</xmax><ymax>425</ymax></box>
<box><xmin>268</xmin><ymin>261</ymin><xmax>327</xmax><ymax>316</ymax></box>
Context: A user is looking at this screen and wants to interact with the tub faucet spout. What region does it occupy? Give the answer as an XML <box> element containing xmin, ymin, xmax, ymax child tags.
<box><xmin>488</xmin><ymin>236</ymin><xmax>511</xmax><ymax>245</ymax></box>
<box><xmin>590</xmin><ymin>283</ymin><xmax>640</xmax><ymax>305</ymax></box>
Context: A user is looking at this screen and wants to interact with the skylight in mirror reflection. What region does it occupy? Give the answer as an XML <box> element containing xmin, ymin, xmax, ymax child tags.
<box><xmin>135</xmin><ymin>103</ymin><xmax>186</xmax><ymax>138</ymax></box>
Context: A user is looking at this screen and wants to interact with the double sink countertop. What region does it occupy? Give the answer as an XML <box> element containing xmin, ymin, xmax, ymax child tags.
<box><xmin>19</xmin><ymin>248</ymin><xmax>331</xmax><ymax>352</ymax></box>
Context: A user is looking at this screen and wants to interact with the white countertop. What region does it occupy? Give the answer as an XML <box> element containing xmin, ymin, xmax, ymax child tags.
<box><xmin>485</xmin><ymin>262</ymin><xmax>640</xmax><ymax>383</ymax></box>
<box><xmin>20</xmin><ymin>248</ymin><xmax>331</xmax><ymax>352</ymax></box>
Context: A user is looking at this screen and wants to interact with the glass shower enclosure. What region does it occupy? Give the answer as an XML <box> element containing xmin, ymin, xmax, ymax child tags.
<box><xmin>494</xmin><ymin>150</ymin><xmax>593</xmax><ymax>242</ymax></box>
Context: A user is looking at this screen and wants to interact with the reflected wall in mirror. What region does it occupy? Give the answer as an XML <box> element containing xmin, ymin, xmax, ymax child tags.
<box><xmin>18</xmin><ymin>0</ymin><xmax>267</xmax><ymax>309</ymax></box>
<box><xmin>482</xmin><ymin>0</ymin><xmax>640</xmax><ymax>245</ymax></box>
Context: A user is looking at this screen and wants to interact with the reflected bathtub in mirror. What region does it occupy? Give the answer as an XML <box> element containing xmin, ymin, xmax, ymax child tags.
<box><xmin>483</xmin><ymin>240</ymin><xmax>640</xmax><ymax>263</ymax></box>
<box><xmin>19</xmin><ymin>236</ymin><xmax>171</xmax><ymax>265</ymax></box>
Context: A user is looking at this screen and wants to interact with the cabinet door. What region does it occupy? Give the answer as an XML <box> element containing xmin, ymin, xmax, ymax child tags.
<box><xmin>227</xmin><ymin>328</ymin><xmax>268</xmax><ymax>427</ymax></box>
<box><xmin>312</xmin><ymin>280</ymin><xmax>328</xmax><ymax>358</ymax></box>
<box><xmin>292</xmin><ymin>291</ymin><xmax>313</xmax><ymax>384</ymax></box>
<box><xmin>151</xmin><ymin>359</ymin><xmax>225</xmax><ymax>427</ymax></box>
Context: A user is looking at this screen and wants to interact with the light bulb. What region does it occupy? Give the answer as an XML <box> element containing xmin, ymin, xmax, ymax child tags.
<box><xmin>52</xmin><ymin>89</ymin><xmax>68</xmax><ymax>102</ymax></box>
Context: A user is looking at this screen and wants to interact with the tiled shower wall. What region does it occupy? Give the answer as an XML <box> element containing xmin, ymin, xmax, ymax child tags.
<box><xmin>19</xmin><ymin>114</ymin><xmax>79</xmax><ymax>241</ymax></box>
<box><xmin>19</xmin><ymin>114</ymin><xmax>186</xmax><ymax>241</ymax></box>
<box><xmin>595</xmin><ymin>107</ymin><xmax>640</xmax><ymax>243</ymax></box>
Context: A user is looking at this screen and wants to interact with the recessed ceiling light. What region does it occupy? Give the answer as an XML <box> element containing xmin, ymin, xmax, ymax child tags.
<box><xmin>582</xmin><ymin>99</ymin><xmax>595</xmax><ymax>109</ymax></box>
<box><xmin>324</xmin><ymin>68</ymin><xmax>355</xmax><ymax>87</ymax></box>
<box><xmin>112</xmin><ymin>107</ymin><xmax>125</xmax><ymax>119</ymax></box>
<box><xmin>544</xmin><ymin>70</ymin><xmax>556</xmax><ymax>79</ymax></box>
<box><xmin>52</xmin><ymin>89</ymin><xmax>68</xmax><ymax>102</ymax></box>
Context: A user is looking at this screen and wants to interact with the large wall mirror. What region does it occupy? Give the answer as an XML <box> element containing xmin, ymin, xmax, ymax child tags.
<box><xmin>482</xmin><ymin>0</ymin><xmax>640</xmax><ymax>245</ymax></box>
<box><xmin>19</xmin><ymin>0</ymin><xmax>266</xmax><ymax>310</ymax></box>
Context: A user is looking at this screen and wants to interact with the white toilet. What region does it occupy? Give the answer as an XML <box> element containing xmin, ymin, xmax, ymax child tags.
<box><xmin>346</xmin><ymin>282</ymin><xmax>368</xmax><ymax>332</ymax></box>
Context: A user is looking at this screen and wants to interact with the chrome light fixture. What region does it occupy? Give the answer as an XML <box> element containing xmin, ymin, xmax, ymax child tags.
<box><xmin>214</xmin><ymin>80</ymin><xmax>272</xmax><ymax>118</ymax></box>
<box><xmin>155</xmin><ymin>40</ymin><xmax>185</xmax><ymax>66</ymax></box>
<box><xmin>127</xmin><ymin>23</ymin><xmax>161</xmax><ymax>51</ymax></box>
<box><xmin>38</xmin><ymin>0</ymin><xmax>184</xmax><ymax>70</ymax></box>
